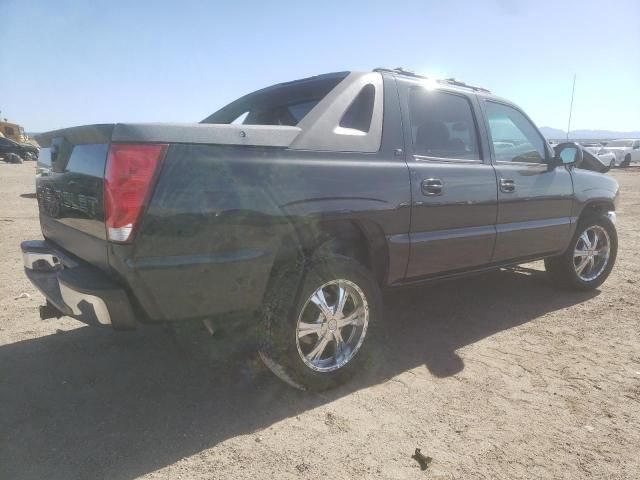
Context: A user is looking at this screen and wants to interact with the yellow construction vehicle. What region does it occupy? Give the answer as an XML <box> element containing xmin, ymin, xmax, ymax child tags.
<box><xmin>0</xmin><ymin>118</ymin><xmax>39</xmax><ymax>147</ymax></box>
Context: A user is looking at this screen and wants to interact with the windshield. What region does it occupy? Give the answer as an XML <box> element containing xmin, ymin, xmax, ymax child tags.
<box><xmin>606</xmin><ymin>140</ymin><xmax>633</xmax><ymax>147</ymax></box>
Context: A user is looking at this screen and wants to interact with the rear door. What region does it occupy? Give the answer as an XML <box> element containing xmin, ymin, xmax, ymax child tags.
<box><xmin>480</xmin><ymin>100</ymin><xmax>574</xmax><ymax>262</ymax></box>
<box><xmin>397</xmin><ymin>79</ymin><xmax>498</xmax><ymax>278</ymax></box>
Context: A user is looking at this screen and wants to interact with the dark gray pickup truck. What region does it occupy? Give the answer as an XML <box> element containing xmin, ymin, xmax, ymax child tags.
<box><xmin>23</xmin><ymin>68</ymin><xmax>619</xmax><ymax>390</ymax></box>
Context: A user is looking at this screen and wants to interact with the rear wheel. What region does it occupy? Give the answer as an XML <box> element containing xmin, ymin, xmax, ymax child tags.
<box><xmin>609</xmin><ymin>159</ymin><xmax>615</xmax><ymax>169</ymax></box>
<box><xmin>545</xmin><ymin>215</ymin><xmax>617</xmax><ymax>290</ymax></box>
<box><xmin>259</xmin><ymin>254</ymin><xmax>381</xmax><ymax>391</ymax></box>
<box><xmin>622</xmin><ymin>154</ymin><xmax>631</xmax><ymax>167</ymax></box>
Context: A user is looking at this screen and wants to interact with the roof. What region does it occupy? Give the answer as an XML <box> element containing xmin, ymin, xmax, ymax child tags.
<box><xmin>374</xmin><ymin>67</ymin><xmax>491</xmax><ymax>94</ymax></box>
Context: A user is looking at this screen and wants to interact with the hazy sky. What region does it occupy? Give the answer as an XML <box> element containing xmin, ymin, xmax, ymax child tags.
<box><xmin>1</xmin><ymin>0</ymin><xmax>638</xmax><ymax>133</ymax></box>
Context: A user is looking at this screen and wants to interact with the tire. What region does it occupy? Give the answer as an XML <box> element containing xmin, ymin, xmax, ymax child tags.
<box><xmin>545</xmin><ymin>214</ymin><xmax>617</xmax><ymax>290</ymax></box>
<box><xmin>258</xmin><ymin>254</ymin><xmax>381</xmax><ymax>391</ymax></box>
<box><xmin>609</xmin><ymin>159</ymin><xmax>615</xmax><ymax>169</ymax></box>
<box><xmin>622</xmin><ymin>155</ymin><xmax>631</xmax><ymax>168</ymax></box>
<box><xmin>6</xmin><ymin>153</ymin><xmax>23</xmax><ymax>164</ymax></box>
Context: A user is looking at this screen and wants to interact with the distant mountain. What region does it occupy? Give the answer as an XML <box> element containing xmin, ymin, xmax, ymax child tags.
<box><xmin>540</xmin><ymin>127</ymin><xmax>640</xmax><ymax>140</ymax></box>
<box><xmin>539</xmin><ymin>127</ymin><xmax>565</xmax><ymax>139</ymax></box>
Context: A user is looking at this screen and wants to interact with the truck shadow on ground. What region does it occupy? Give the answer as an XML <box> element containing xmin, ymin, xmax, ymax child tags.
<box><xmin>0</xmin><ymin>267</ymin><xmax>598</xmax><ymax>480</ymax></box>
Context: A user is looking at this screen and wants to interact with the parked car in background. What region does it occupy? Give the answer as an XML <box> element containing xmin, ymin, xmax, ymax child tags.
<box><xmin>22</xmin><ymin>68</ymin><xmax>619</xmax><ymax>390</ymax></box>
<box><xmin>603</xmin><ymin>139</ymin><xmax>640</xmax><ymax>167</ymax></box>
<box><xmin>580</xmin><ymin>142</ymin><xmax>618</xmax><ymax>168</ymax></box>
<box><xmin>0</xmin><ymin>136</ymin><xmax>39</xmax><ymax>163</ymax></box>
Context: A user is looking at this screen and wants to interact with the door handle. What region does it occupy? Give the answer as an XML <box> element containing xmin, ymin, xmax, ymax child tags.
<box><xmin>499</xmin><ymin>178</ymin><xmax>515</xmax><ymax>193</ymax></box>
<box><xmin>422</xmin><ymin>178</ymin><xmax>443</xmax><ymax>196</ymax></box>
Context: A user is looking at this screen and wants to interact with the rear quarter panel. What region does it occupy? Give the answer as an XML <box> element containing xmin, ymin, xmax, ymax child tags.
<box><xmin>113</xmin><ymin>145</ymin><xmax>411</xmax><ymax>322</ymax></box>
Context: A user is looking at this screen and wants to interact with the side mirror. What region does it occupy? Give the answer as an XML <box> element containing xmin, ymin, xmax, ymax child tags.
<box><xmin>552</xmin><ymin>142</ymin><xmax>583</xmax><ymax>168</ymax></box>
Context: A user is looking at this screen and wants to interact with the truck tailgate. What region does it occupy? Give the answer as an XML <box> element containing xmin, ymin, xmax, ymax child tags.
<box><xmin>34</xmin><ymin>122</ymin><xmax>301</xmax><ymax>273</ymax></box>
<box><xmin>35</xmin><ymin>124</ymin><xmax>114</xmax><ymax>271</ymax></box>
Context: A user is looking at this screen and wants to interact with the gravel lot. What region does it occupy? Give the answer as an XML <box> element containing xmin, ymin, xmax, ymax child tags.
<box><xmin>1</xmin><ymin>161</ymin><xmax>639</xmax><ymax>480</ymax></box>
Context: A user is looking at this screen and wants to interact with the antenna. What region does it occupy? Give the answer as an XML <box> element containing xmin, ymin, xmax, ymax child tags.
<box><xmin>566</xmin><ymin>74</ymin><xmax>576</xmax><ymax>141</ymax></box>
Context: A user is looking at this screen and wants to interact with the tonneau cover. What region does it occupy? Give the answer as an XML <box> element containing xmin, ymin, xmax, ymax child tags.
<box><xmin>36</xmin><ymin>123</ymin><xmax>301</xmax><ymax>148</ymax></box>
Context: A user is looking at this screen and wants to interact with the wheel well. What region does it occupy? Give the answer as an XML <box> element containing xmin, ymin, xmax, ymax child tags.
<box><xmin>580</xmin><ymin>201</ymin><xmax>614</xmax><ymax>220</ymax></box>
<box><xmin>268</xmin><ymin>219</ymin><xmax>388</xmax><ymax>286</ymax></box>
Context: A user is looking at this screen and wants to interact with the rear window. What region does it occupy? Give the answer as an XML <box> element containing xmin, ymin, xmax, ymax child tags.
<box><xmin>202</xmin><ymin>72</ymin><xmax>349</xmax><ymax>126</ymax></box>
<box><xmin>234</xmin><ymin>99</ymin><xmax>320</xmax><ymax>126</ymax></box>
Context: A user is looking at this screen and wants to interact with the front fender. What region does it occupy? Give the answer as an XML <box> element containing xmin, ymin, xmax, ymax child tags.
<box><xmin>571</xmin><ymin>168</ymin><xmax>619</xmax><ymax>219</ymax></box>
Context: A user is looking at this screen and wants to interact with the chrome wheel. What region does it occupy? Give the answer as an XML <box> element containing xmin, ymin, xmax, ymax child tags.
<box><xmin>296</xmin><ymin>279</ymin><xmax>369</xmax><ymax>373</ymax></box>
<box><xmin>573</xmin><ymin>225</ymin><xmax>611</xmax><ymax>282</ymax></box>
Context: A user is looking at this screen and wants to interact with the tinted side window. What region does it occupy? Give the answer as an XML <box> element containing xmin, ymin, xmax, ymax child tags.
<box><xmin>409</xmin><ymin>88</ymin><xmax>480</xmax><ymax>160</ymax></box>
<box><xmin>339</xmin><ymin>83</ymin><xmax>375</xmax><ymax>133</ymax></box>
<box><xmin>485</xmin><ymin>102</ymin><xmax>546</xmax><ymax>163</ymax></box>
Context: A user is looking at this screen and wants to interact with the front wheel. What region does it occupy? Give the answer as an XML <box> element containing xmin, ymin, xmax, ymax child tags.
<box><xmin>259</xmin><ymin>255</ymin><xmax>381</xmax><ymax>391</ymax></box>
<box><xmin>609</xmin><ymin>159</ymin><xmax>615</xmax><ymax>169</ymax></box>
<box><xmin>545</xmin><ymin>215</ymin><xmax>617</xmax><ymax>290</ymax></box>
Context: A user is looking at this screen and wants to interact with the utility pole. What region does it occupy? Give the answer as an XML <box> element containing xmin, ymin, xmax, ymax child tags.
<box><xmin>566</xmin><ymin>74</ymin><xmax>576</xmax><ymax>141</ymax></box>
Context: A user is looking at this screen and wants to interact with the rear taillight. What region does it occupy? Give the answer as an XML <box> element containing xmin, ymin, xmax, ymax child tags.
<box><xmin>104</xmin><ymin>143</ymin><xmax>168</xmax><ymax>243</ymax></box>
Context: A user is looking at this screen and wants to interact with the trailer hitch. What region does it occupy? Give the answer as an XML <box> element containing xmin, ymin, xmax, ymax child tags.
<box><xmin>39</xmin><ymin>301</ymin><xmax>64</xmax><ymax>320</ymax></box>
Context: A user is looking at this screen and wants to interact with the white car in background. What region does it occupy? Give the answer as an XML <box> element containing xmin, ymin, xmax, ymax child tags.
<box><xmin>603</xmin><ymin>139</ymin><xmax>640</xmax><ymax>167</ymax></box>
<box><xmin>580</xmin><ymin>142</ymin><xmax>618</xmax><ymax>168</ymax></box>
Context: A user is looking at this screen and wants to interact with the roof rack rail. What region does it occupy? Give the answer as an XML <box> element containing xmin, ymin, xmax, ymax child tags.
<box><xmin>373</xmin><ymin>67</ymin><xmax>491</xmax><ymax>93</ymax></box>
<box><xmin>439</xmin><ymin>77</ymin><xmax>491</xmax><ymax>94</ymax></box>
<box><xmin>374</xmin><ymin>67</ymin><xmax>423</xmax><ymax>78</ymax></box>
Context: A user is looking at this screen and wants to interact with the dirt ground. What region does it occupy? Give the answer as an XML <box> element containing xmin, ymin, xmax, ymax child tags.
<box><xmin>1</xmin><ymin>161</ymin><xmax>639</xmax><ymax>480</ymax></box>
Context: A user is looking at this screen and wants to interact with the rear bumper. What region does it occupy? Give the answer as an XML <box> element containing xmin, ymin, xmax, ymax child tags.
<box><xmin>21</xmin><ymin>240</ymin><xmax>137</xmax><ymax>329</ymax></box>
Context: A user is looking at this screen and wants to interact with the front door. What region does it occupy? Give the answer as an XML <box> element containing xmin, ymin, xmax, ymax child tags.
<box><xmin>398</xmin><ymin>81</ymin><xmax>498</xmax><ymax>279</ymax></box>
<box><xmin>480</xmin><ymin>100</ymin><xmax>574</xmax><ymax>262</ymax></box>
